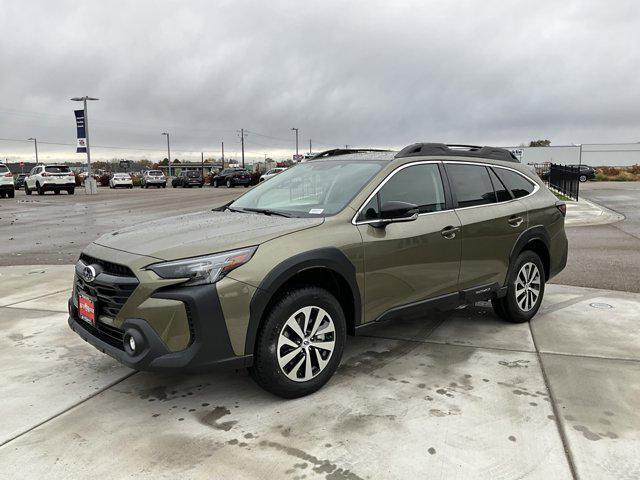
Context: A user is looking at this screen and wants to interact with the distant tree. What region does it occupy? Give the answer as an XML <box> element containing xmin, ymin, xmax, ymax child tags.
<box><xmin>159</xmin><ymin>158</ymin><xmax>169</xmax><ymax>166</ymax></box>
<box><xmin>173</xmin><ymin>158</ymin><xmax>181</xmax><ymax>164</ymax></box>
<box><xmin>529</xmin><ymin>139</ymin><xmax>551</xmax><ymax>147</ymax></box>
<box><xmin>139</xmin><ymin>159</ymin><xmax>153</xmax><ymax>168</ymax></box>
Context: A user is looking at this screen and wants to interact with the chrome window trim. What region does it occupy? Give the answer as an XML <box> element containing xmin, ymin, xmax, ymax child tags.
<box><xmin>351</xmin><ymin>160</ymin><xmax>444</xmax><ymax>225</ymax></box>
<box><xmin>351</xmin><ymin>159</ymin><xmax>540</xmax><ymax>224</ymax></box>
<box><xmin>442</xmin><ymin>161</ymin><xmax>540</xmax><ymax>212</ymax></box>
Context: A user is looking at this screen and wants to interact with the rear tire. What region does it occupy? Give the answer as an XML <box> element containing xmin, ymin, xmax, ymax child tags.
<box><xmin>37</xmin><ymin>183</ymin><xmax>45</xmax><ymax>195</ymax></box>
<box><xmin>68</xmin><ymin>187</ymin><xmax>75</xmax><ymax>195</ymax></box>
<box><xmin>8</xmin><ymin>189</ymin><xmax>14</xmax><ymax>198</ymax></box>
<box><xmin>213</xmin><ymin>180</ymin><xmax>219</xmax><ymax>188</ymax></box>
<box><xmin>54</xmin><ymin>190</ymin><xmax>60</xmax><ymax>195</ymax></box>
<box><xmin>579</xmin><ymin>174</ymin><xmax>587</xmax><ymax>182</ymax></box>
<box><xmin>226</xmin><ymin>179</ymin><xmax>234</xmax><ymax>188</ymax></box>
<box><xmin>249</xmin><ymin>287</ymin><xmax>346</xmax><ymax>398</ymax></box>
<box><xmin>26</xmin><ymin>186</ymin><xmax>32</xmax><ymax>196</ymax></box>
<box><xmin>492</xmin><ymin>250</ymin><xmax>545</xmax><ymax>323</ymax></box>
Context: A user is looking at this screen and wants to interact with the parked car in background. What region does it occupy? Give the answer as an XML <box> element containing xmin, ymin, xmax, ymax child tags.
<box><xmin>172</xmin><ymin>170</ymin><xmax>204</xmax><ymax>188</ymax></box>
<box><xmin>572</xmin><ymin>164</ymin><xmax>596</xmax><ymax>182</ymax></box>
<box><xmin>68</xmin><ymin>143</ymin><xmax>568</xmax><ymax>398</ymax></box>
<box><xmin>25</xmin><ymin>164</ymin><xmax>75</xmax><ymax>195</ymax></box>
<box><xmin>141</xmin><ymin>170</ymin><xmax>166</xmax><ymax>188</ymax></box>
<box><xmin>0</xmin><ymin>164</ymin><xmax>15</xmax><ymax>198</ymax></box>
<box><xmin>211</xmin><ymin>168</ymin><xmax>251</xmax><ymax>188</ymax></box>
<box><xmin>110</xmin><ymin>173</ymin><xmax>134</xmax><ymax>189</ymax></box>
<box><xmin>259</xmin><ymin>167</ymin><xmax>287</xmax><ymax>182</ymax></box>
<box><xmin>14</xmin><ymin>173</ymin><xmax>28</xmax><ymax>190</ymax></box>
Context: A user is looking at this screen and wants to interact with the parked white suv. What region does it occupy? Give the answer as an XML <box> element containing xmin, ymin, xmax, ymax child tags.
<box><xmin>141</xmin><ymin>170</ymin><xmax>166</xmax><ymax>188</ymax></box>
<box><xmin>259</xmin><ymin>167</ymin><xmax>287</xmax><ymax>182</ymax></box>
<box><xmin>109</xmin><ymin>173</ymin><xmax>134</xmax><ymax>189</ymax></box>
<box><xmin>26</xmin><ymin>165</ymin><xmax>75</xmax><ymax>195</ymax></box>
<box><xmin>0</xmin><ymin>164</ymin><xmax>15</xmax><ymax>198</ymax></box>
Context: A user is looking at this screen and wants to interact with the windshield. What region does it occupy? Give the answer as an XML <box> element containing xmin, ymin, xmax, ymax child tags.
<box><xmin>45</xmin><ymin>166</ymin><xmax>71</xmax><ymax>173</ymax></box>
<box><xmin>230</xmin><ymin>160</ymin><xmax>384</xmax><ymax>217</ymax></box>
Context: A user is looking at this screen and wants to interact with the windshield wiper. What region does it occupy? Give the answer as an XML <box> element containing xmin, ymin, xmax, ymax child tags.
<box><xmin>240</xmin><ymin>207</ymin><xmax>293</xmax><ymax>218</ymax></box>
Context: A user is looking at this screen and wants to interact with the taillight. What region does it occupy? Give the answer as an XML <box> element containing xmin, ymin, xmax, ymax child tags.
<box><xmin>42</xmin><ymin>172</ymin><xmax>50</xmax><ymax>177</ymax></box>
<box><xmin>3</xmin><ymin>172</ymin><xmax>12</xmax><ymax>178</ymax></box>
<box><xmin>555</xmin><ymin>201</ymin><xmax>566</xmax><ymax>217</ymax></box>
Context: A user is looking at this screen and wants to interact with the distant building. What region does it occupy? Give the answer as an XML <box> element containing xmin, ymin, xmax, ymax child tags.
<box><xmin>508</xmin><ymin>143</ymin><xmax>640</xmax><ymax>167</ymax></box>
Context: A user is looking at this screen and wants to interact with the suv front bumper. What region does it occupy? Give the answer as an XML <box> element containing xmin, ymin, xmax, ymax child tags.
<box><xmin>68</xmin><ymin>283</ymin><xmax>252</xmax><ymax>371</ymax></box>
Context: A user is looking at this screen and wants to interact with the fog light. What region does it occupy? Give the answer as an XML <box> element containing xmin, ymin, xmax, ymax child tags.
<box><xmin>129</xmin><ymin>336</ymin><xmax>136</xmax><ymax>352</ymax></box>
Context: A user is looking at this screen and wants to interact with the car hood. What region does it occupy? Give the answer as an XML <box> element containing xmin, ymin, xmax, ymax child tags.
<box><xmin>93</xmin><ymin>210</ymin><xmax>323</xmax><ymax>261</ymax></box>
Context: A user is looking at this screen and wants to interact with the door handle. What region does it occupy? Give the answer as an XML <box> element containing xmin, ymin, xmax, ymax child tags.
<box><xmin>441</xmin><ymin>225</ymin><xmax>459</xmax><ymax>239</ymax></box>
<box><xmin>508</xmin><ymin>215</ymin><xmax>524</xmax><ymax>227</ymax></box>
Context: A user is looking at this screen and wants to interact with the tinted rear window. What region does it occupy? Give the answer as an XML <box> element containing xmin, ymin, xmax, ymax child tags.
<box><xmin>187</xmin><ymin>171</ymin><xmax>200</xmax><ymax>177</ymax></box>
<box><xmin>148</xmin><ymin>170</ymin><xmax>162</xmax><ymax>176</ymax></box>
<box><xmin>45</xmin><ymin>166</ymin><xmax>71</xmax><ymax>173</ymax></box>
<box><xmin>0</xmin><ymin>165</ymin><xmax>8</xmax><ymax>173</ymax></box>
<box><xmin>494</xmin><ymin>168</ymin><xmax>536</xmax><ymax>199</ymax></box>
<box><xmin>446</xmin><ymin>164</ymin><xmax>497</xmax><ymax>208</ymax></box>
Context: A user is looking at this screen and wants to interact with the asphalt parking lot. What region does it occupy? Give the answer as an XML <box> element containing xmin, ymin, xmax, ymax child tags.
<box><xmin>1</xmin><ymin>182</ymin><xmax>639</xmax><ymax>479</ymax></box>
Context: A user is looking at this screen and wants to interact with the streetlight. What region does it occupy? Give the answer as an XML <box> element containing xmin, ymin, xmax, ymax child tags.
<box><xmin>70</xmin><ymin>97</ymin><xmax>98</xmax><ymax>177</ymax></box>
<box><xmin>291</xmin><ymin>127</ymin><xmax>299</xmax><ymax>157</ymax></box>
<box><xmin>161</xmin><ymin>132</ymin><xmax>171</xmax><ymax>177</ymax></box>
<box><xmin>28</xmin><ymin>137</ymin><xmax>39</xmax><ymax>163</ymax></box>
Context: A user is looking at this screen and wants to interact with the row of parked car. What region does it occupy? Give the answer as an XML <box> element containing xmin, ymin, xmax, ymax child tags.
<box><xmin>0</xmin><ymin>163</ymin><xmax>289</xmax><ymax>197</ymax></box>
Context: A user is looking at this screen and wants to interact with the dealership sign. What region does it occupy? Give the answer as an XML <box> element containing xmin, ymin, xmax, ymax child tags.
<box><xmin>510</xmin><ymin>148</ymin><xmax>524</xmax><ymax>160</ymax></box>
<box><xmin>74</xmin><ymin>110</ymin><xmax>87</xmax><ymax>153</ymax></box>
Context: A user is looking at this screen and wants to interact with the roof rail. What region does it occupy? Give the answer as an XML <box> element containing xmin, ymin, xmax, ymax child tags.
<box><xmin>311</xmin><ymin>148</ymin><xmax>392</xmax><ymax>159</ymax></box>
<box><xmin>395</xmin><ymin>143</ymin><xmax>519</xmax><ymax>162</ymax></box>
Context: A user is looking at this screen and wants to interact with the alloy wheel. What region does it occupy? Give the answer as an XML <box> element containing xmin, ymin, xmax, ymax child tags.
<box><xmin>276</xmin><ymin>306</ymin><xmax>336</xmax><ymax>382</ymax></box>
<box><xmin>515</xmin><ymin>262</ymin><xmax>541</xmax><ymax>312</ymax></box>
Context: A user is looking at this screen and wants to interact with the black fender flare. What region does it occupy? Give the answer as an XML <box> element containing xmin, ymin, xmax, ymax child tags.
<box><xmin>244</xmin><ymin>247</ymin><xmax>361</xmax><ymax>355</ymax></box>
<box><xmin>507</xmin><ymin>225</ymin><xmax>550</xmax><ymax>282</ymax></box>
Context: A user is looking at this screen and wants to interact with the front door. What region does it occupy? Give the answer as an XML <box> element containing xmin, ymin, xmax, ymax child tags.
<box><xmin>355</xmin><ymin>162</ymin><xmax>462</xmax><ymax>323</ymax></box>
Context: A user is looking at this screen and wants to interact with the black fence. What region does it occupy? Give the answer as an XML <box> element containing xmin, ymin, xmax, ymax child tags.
<box><xmin>528</xmin><ymin>163</ymin><xmax>580</xmax><ymax>201</ymax></box>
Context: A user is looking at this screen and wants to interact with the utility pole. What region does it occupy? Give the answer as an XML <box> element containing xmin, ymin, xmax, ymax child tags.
<box><xmin>309</xmin><ymin>139</ymin><xmax>312</xmax><ymax>154</ymax></box>
<box><xmin>161</xmin><ymin>132</ymin><xmax>171</xmax><ymax>177</ymax></box>
<box><xmin>71</xmin><ymin>96</ymin><xmax>99</xmax><ymax>194</ymax></box>
<box><xmin>28</xmin><ymin>137</ymin><xmax>39</xmax><ymax>163</ymax></box>
<box><xmin>238</xmin><ymin>129</ymin><xmax>247</xmax><ymax>168</ymax></box>
<box><xmin>221</xmin><ymin>141</ymin><xmax>225</xmax><ymax>168</ymax></box>
<box><xmin>291</xmin><ymin>127</ymin><xmax>299</xmax><ymax>156</ymax></box>
<box><xmin>201</xmin><ymin>151</ymin><xmax>205</xmax><ymax>178</ymax></box>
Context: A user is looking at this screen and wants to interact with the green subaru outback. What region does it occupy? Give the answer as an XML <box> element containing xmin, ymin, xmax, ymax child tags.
<box><xmin>69</xmin><ymin>143</ymin><xmax>568</xmax><ymax>398</ymax></box>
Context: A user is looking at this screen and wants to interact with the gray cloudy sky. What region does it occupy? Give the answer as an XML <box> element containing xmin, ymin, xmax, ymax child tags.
<box><xmin>1</xmin><ymin>0</ymin><xmax>639</xmax><ymax>163</ymax></box>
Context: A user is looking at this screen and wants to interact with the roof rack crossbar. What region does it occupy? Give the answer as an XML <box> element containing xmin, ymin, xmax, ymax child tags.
<box><xmin>395</xmin><ymin>143</ymin><xmax>519</xmax><ymax>162</ymax></box>
<box><xmin>310</xmin><ymin>148</ymin><xmax>392</xmax><ymax>159</ymax></box>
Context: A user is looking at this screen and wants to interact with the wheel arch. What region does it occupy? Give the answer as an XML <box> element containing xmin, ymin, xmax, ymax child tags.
<box><xmin>509</xmin><ymin>226</ymin><xmax>551</xmax><ymax>281</ymax></box>
<box><xmin>244</xmin><ymin>248</ymin><xmax>361</xmax><ymax>355</ymax></box>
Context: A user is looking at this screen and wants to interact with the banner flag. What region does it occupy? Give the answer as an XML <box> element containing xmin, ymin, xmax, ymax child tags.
<box><xmin>75</xmin><ymin>109</ymin><xmax>87</xmax><ymax>153</ymax></box>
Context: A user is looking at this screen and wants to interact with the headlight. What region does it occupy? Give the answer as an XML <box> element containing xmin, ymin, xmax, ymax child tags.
<box><xmin>146</xmin><ymin>247</ymin><xmax>257</xmax><ymax>286</ymax></box>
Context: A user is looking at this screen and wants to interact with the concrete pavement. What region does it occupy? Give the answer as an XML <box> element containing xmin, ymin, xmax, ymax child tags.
<box><xmin>1</xmin><ymin>265</ymin><xmax>639</xmax><ymax>479</ymax></box>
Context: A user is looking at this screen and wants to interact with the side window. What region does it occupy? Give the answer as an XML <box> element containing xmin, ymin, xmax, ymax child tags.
<box><xmin>488</xmin><ymin>168</ymin><xmax>512</xmax><ymax>202</ymax></box>
<box><xmin>494</xmin><ymin>168</ymin><xmax>536</xmax><ymax>199</ymax></box>
<box><xmin>357</xmin><ymin>163</ymin><xmax>445</xmax><ymax>221</ymax></box>
<box><xmin>446</xmin><ymin>164</ymin><xmax>497</xmax><ymax>208</ymax></box>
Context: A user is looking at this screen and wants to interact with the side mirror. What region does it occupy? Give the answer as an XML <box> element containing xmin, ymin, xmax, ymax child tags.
<box><xmin>371</xmin><ymin>201</ymin><xmax>419</xmax><ymax>228</ymax></box>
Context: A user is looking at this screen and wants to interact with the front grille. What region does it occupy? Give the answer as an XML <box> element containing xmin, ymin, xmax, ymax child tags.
<box><xmin>76</xmin><ymin>318</ymin><xmax>125</xmax><ymax>350</ymax></box>
<box><xmin>76</xmin><ymin>275</ymin><xmax>138</xmax><ymax>318</ymax></box>
<box><xmin>79</xmin><ymin>253</ymin><xmax>135</xmax><ymax>277</ymax></box>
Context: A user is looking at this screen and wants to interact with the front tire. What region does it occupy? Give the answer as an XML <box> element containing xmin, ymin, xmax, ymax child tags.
<box><xmin>249</xmin><ymin>287</ymin><xmax>346</xmax><ymax>398</ymax></box>
<box><xmin>492</xmin><ymin>250</ymin><xmax>545</xmax><ymax>323</ymax></box>
<box><xmin>579</xmin><ymin>174</ymin><xmax>587</xmax><ymax>182</ymax></box>
<box><xmin>226</xmin><ymin>179</ymin><xmax>234</xmax><ymax>188</ymax></box>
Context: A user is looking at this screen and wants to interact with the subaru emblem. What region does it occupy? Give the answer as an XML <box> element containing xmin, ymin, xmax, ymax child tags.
<box><xmin>82</xmin><ymin>265</ymin><xmax>97</xmax><ymax>283</ymax></box>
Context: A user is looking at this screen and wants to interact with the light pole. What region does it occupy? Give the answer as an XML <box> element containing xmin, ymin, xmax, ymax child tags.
<box><xmin>71</xmin><ymin>97</ymin><xmax>98</xmax><ymax>176</ymax></box>
<box><xmin>291</xmin><ymin>127</ymin><xmax>299</xmax><ymax>157</ymax></box>
<box><xmin>28</xmin><ymin>137</ymin><xmax>39</xmax><ymax>163</ymax></box>
<box><xmin>71</xmin><ymin>96</ymin><xmax>99</xmax><ymax>194</ymax></box>
<box><xmin>161</xmin><ymin>132</ymin><xmax>171</xmax><ymax>177</ymax></box>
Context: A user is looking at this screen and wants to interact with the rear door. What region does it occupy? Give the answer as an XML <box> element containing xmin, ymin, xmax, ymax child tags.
<box><xmin>444</xmin><ymin>162</ymin><xmax>528</xmax><ymax>290</ymax></box>
<box><xmin>356</xmin><ymin>162</ymin><xmax>462</xmax><ymax>322</ymax></box>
